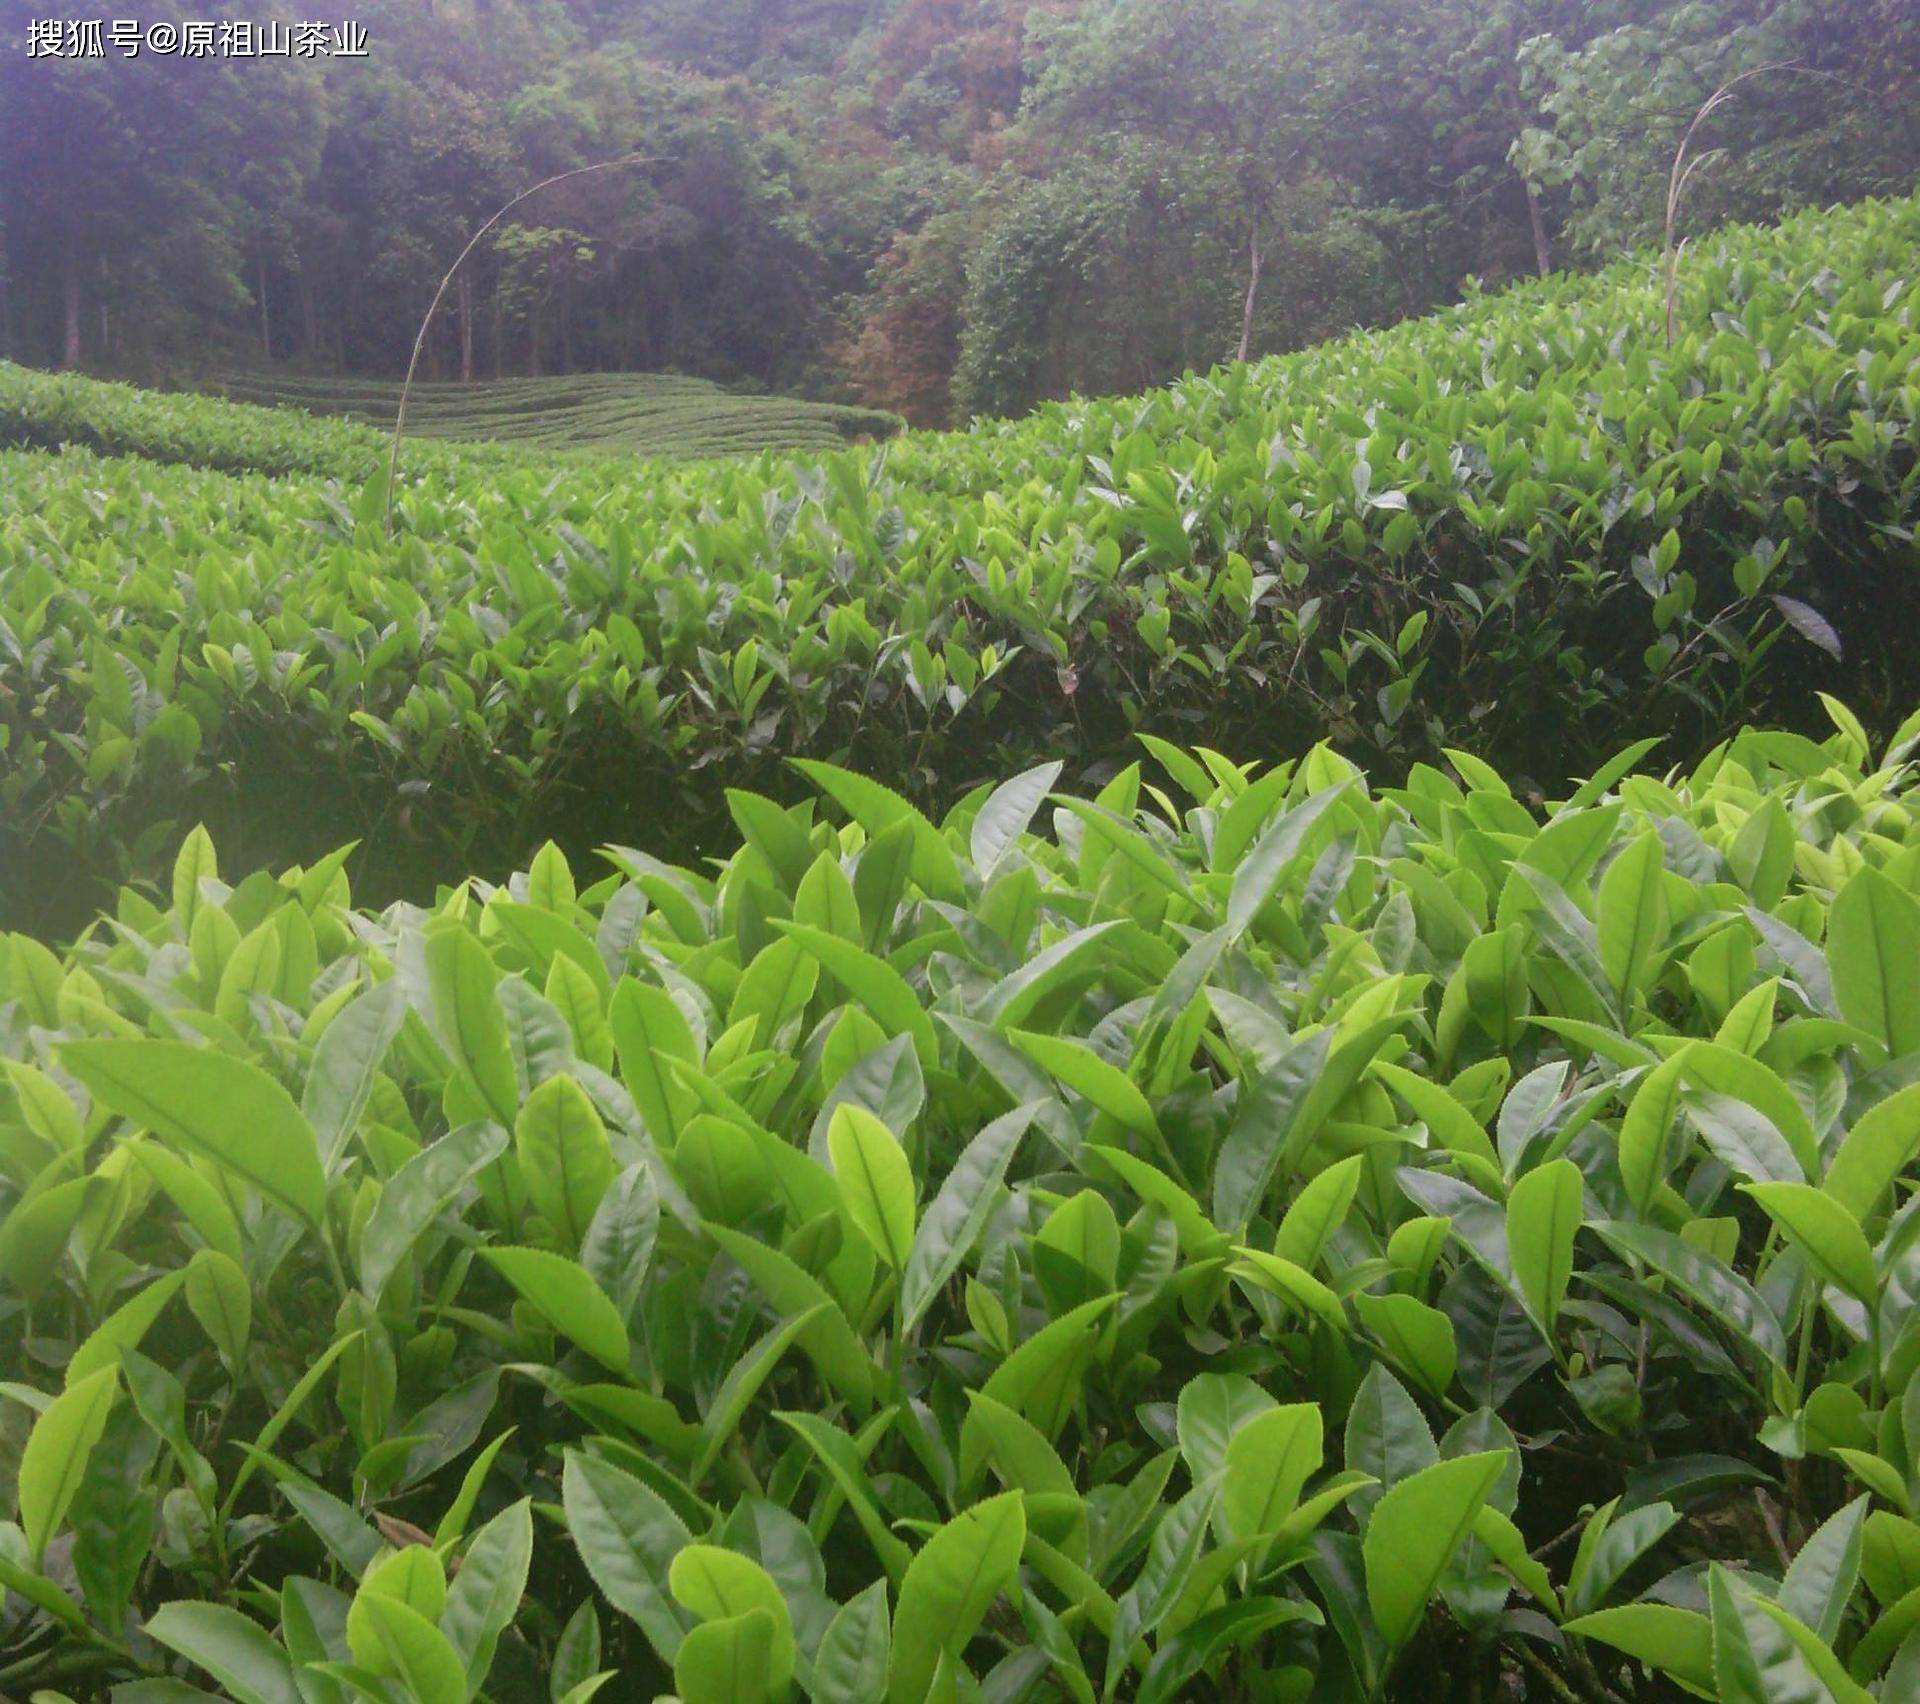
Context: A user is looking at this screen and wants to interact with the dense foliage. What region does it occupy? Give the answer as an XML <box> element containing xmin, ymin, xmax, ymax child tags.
<box><xmin>2</xmin><ymin>0</ymin><xmax>1912</xmax><ymax>422</ymax></box>
<box><xmin>3</xmin><ymin>706</ymin><xmax>1920</xmax><ymax>1701</ymax></box>
<box><xmin>4</xmin><ymin>192</ymin><xmax>1916</xmax><ymax>933</ymax></box>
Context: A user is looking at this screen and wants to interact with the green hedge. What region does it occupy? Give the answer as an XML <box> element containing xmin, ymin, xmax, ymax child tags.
<box><xmin>2</xmin><ymin>710</ymin><xmax>1918</xmax><ymax>1699</ymax></box>
<box><xmin>2</xmin><ymin>192</ymin><xmax>1917</xmax><ymax>930</ymax></box>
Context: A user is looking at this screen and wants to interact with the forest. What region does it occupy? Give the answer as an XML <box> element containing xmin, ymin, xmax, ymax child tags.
<box><xmin>3</xmin><ymin>4</ymin><xmax>1920</xmax><ymax>1703</ymax></box>
<box><xmin>1</xmin><ymin>0</ymin><xmax>1914</xmax><ymax>422</ymax></box>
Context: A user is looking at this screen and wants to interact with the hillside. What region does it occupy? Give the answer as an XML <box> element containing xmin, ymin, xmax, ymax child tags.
<box><xmin>0</xmin><ymin>362</ymin><xmax>898</xmax><ymax>477</ymax></box>
<box><xmin>2</xmin><ymin>190</ymin><xmax>1916</xmax><ymax>933</ymax></box>
<box><xmin>217</xmin><ymin>370</ymin><xmax>901</xmax><ymax>460</ymax></box>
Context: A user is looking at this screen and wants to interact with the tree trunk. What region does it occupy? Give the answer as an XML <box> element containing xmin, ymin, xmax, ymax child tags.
<box><xmin>529</xmin><ymin>300</ymin><xmax>541</xmax><ymax>377</ymax></box>
<box><xmin>1525</xmin><ymin>179</ymin><xmax>1552</xmax><ymax>278</ymax></box>
<box><xmin>296</xmin><ymin>272</ymin><xmax>314</xmax><ymax>358</ymax></box>
<box><xmin>62</xmin><ymin>234</ymin><xmax>82</xmax><ymax>368</ymax></box>
<box><xmin>1237</xmin><ymin>223</ymin><xmax>1263</xmax><ymax>363</ymax></box>
<box><xmin>258</xmin><ymin>257</ymin><xmax>272</xmax><ymax>356</ymax></box>
<box><xmin>458</xmin><ymin>273</ymin><xmax>474</xmax><ymax>383</ymax></box>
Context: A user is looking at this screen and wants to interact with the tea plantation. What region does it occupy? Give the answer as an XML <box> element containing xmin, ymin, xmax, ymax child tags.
<box><xmin>1</xmin><ymin>195</ymin><xmax>1919</xmax><ymax>1704</ymax></box>
<box><xmin>3</xmin><ymin>192</ymin><xmax>1916</xmax><ymax>935</ymax></box>
<box><xmin>215</xmin><ymin>371</ymin><xmax>902</xmax><ymax>462</ymax></box>
<box><xmin>0</xmin><ymin>364</ymin><xmax>900</xmax><ymax>480</ymax></box>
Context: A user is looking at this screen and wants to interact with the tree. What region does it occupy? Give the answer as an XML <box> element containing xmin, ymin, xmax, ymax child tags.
<box><xmin>0</xmin><ymin>0</ymin><xmax>1911</xmax><ymax>404</ymax></box>
<box><xmin>1517</xmin><ymin>0</ymin><xmax>1919</xmax><ymax>261</ymax></box>
<box><xmin>1017</xmin><ymin>0</ymin><xmax>1332</xmax><ymax>361</ymax></box>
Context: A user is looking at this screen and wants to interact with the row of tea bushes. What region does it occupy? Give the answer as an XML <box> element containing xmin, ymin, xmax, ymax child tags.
<box><xmin>0</xmin><ymin>363</ymin><xmax>499</xmax><ymax>482</ymax></box>
<box><xmin>0</xmin><ymin>361</ymin><xmax>899</xmax><ymax>480</ymax></box>
<box><xmin>2</xmin><ymin>706</ymin><xmax>1918</xmax><ymax>1699</ymax></box>
<box><xmin>3</xmin><ymin>191</ymin><xmax>1918</xmax><ymax>927</ymax></box>
<box><xmin>215</xmin><ymin>371</ymin><xmax>902</xmax><ymax>460</ymax></box>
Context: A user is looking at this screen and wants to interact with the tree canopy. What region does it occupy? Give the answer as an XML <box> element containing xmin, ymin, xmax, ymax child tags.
<box><xmin>1</xmin><ymin>0</ymin><xmax>1912</xmax><ymax>422</ymax></box>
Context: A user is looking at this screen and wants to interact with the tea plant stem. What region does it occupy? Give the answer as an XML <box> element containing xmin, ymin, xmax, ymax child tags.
<box><xmin>320</xmin><ymin>1223</ymin><xmax>352</xmax><ymax>1303</ymax></box>
<box><xmin>1532</xmin><ymin>1514</ymin><xmax>1587</xmax><ymax>1560</ymax></box>
<box><xmin>1754</xmin><ymin>1488</ymin><xmax>1792</xmax><ymax>1570</ymax></box>
<box><xmin>1507</xmin><ymin>1640</ymin><xmax>1585</xmax><ymax>1704</ymax></box>
<box><xmin>1568</xmin><ymin>1642</ymin><xmax>1631</xmax><ymax>1704</ymax></box>
<box><xmin>1869</xmin><ymin>1304</ymin><xmax>1884</xmax><ymax>1411</ymax></box>
<box><xmin>1792</xmin><ymin>1282</ymin><xmax>1818</xmax><ymax>1397</ymax></box>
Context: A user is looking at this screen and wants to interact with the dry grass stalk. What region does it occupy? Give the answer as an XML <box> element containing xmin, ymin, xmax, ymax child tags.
<box><xmin>385</xmin><ymin>155</ymin><xmax>654</xmax><ymax>531</ymax></box>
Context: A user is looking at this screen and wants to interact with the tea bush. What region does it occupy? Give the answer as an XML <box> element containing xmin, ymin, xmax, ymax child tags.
<box><xmin>3</xmin><ymin>706</ymin><xmax>1919</xmax><ymax>1701</ymax></box>
<box><xmin>3</xmin><ymin>191</ymin><xmax>1918</xmax><ymax>930</ymax></box>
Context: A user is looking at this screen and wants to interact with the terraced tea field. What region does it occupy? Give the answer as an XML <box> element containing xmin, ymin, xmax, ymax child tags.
<box><xmin>217</xmin><ymin>369</ymin><xmax>901</xmax><ymax>460</ymax></box>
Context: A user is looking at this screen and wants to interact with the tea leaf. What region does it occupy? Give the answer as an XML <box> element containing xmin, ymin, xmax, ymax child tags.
<box><xmin>480</xmin><ymin>1246</ymin><xmax>632</xmax><ymax>1374</ymax></box>
<box><xmin>19</xmin><ymin>1366</ymin><xmax>119</xmax><ymax>1566</ymax></box>
<box><xmin>827</xmin><ymin>1104</ymin><xmax>916</xmax><ymax>1272</ymax></box>
<box><xmin>1363</xmin><ymin>1451</ymin><xmax>1506</xmax><ymax>1650</ymax></box>
<box><xmin>888</xmin><ymin>1492</ymin><xmax>1025</xmax><ymax>1703</ymax></box>
<box><xmin>60</xmin><ymin>1041</ymin><xmax>327</xmax><ymax>1227</ymax></box>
